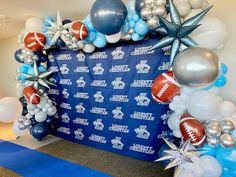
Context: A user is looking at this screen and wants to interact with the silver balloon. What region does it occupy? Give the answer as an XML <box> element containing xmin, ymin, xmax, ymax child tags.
<box><xmin>220</xmin><ymin>120</ymin><xmax>235</xmax><ymax>134</ymax></box>
<box><xmin>18</xmin><ymin>116</ymin><xmax>25</xmax><ymax>123</ymax></box>
<box><xmin>18</xmin><ymin>123</ymin><xmax>27</xmax><ymax>130</ymax></box>
<box><xmin>207</xmin><ymin>138</ymin><xmax>220</xmax><ymax>148</ymax></box>
<box><xmin>155</xmin><ymin>0</ymin><xmax>166</xmax><ymax>6</ymax></box>
<box><xmin>208</xmin><ymin>120</ymin><xmax>220</xmax><ymax>127</ymax></box>
<box><xmin>206</xmin><ymin>124</ymin><xmax>221</xmax><ymax>139</ymax></box>
<box><xmin>144</xmin><ymin>0</ymin><xmax>155</xmax><ymax>8</ymax></box>
<box><xmin>152</xmin><ymin>5</ymin><xmax>166</xmax><ymax>16</ymax></box>
<box><xmin>173</xmin><ymin>47</ymin><xmax>220</xmax><ymax>88</ymax></box>
<box><xmin>24</xmin><ymin>119</ymin><xmax>31</xmax><ymax>128</ymax></box>
<box><xmin>147</xmin><ymin>16</ymin><xmax>159</xmax><ymax>29</ymax></box>
<box><xmin>219</xmin><ymin>134</ymin><xmax>235</xmax><ymax>149</ymax></box>
<box><xmin>140</xmin><ymin>7</ymin><xmax>153</xmax><ymax>20</ymax></box>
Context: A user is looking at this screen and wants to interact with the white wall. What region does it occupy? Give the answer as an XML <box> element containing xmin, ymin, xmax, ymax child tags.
<box><xmin>0</xmin><ymin>0</ymin><xmax>236</xmax><ymax>102</ymax></box>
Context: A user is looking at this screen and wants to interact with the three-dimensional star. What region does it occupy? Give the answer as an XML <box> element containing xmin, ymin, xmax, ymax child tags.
<box><xmin>151</xmin><ymin>0</ymin><xmax>212</xmax><ymax>65</ymax></box>
<box><xmin>19</xmin><ymin>61</ymin><xmax>55</xmax><ymax>89</ymax></box>
<box><xmin>155</xmin><ymin>139</ymin><xmax>205</xmax><ymax>177</ymax></box>
<box><xmin>45</xmin><ymin>11</ymin><xmax>72</xmax><ymax>47</ymax></box>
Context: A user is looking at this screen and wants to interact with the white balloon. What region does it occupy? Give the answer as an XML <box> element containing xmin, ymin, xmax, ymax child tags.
<box><xmin>35</xmin><ymin>111</ymin><xmax>47</xmax><ymax>123</ymax></box>
<box><xmin>27</xmin><ymin>104</ymin><xmax>36</xmax><ymax>111</ymax></box>
<box><xmin>189</xmin><ymin>0</ymin><xmax>205</xmax><ymax>9</ymax></box>
<box><xmin>187</xmin><ymin>90</ymin><xmax>220</xmax><ymax>121</ymax></box>
<box><xmin>208</xmin><ymin>87</ymin><xmax>220</xmax><ymax>95</ymax></box>
<box><xmin>219</xmin><ymin>101</ymin><xmax>236</xmax><ymax>117</ymax></box>
<box><xmin>83</xmin><ymin>43</ymin><xmax>95</xmax><ymax>53</ymax></box>
<box><xmin>12</xmin><ymin>120</ymin><xmax>27</xmax><ymax>137</ymax></box>
<box><xmin>47</xmin><ymin>106</ymin><xmax>57</xmax><ymax>116</ymax></box>
<box><xmin>0</xmin><ymin>97</ymin><xmax>23</xmax><ymax>123</ymax></box>
<box><xmin>37</xmin><ymin>97</ymin><xmax>48</xmax><ymax>109</ymax></box>
<box><xmin>25</xmin><ymin>17</ymin><xmax>43</xmax><ymax>33</ymax></box>
<box><xmin>200</xmin><ymin>156</ymin><xmax>222</xmax><ymax>177</ymax></box>
<box><xmin>190</xmin><ymin>17</ymin><xmax>227</xmax><ymax>50</ymax></box>
<box><xmin>105</xmin><ymin>32</ymin><xmax>121</xmax><ymax>43</ymax></box>
<box><xmin>173</xmin><ymin>129</ymin><xmax>182</xmax><ymax>138</ymax></box>
<box><xmin>176</xmin><ymin>2</ymin><xmax>191</xmax><ymax>17</ymax></box>
<box><xmin>168</xmin><ymin>113</ymin><xmax>180</xmax><ymax>130</ymax></box>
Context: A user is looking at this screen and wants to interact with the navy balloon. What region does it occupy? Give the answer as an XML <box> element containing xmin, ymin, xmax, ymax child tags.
<box><xmin>14</xmin><ymin>49</ymin><xmax>24</xmax><ymax>63</ymax></box>
<box><xmin>90</xmin><ymin>0</ymin><xmax>127</xmax><ymax>35</ymax></box>
<box><xmin>19</xmin><ymin>97</ymin><xmax>27</xmax><ymax>108</ymax></box>
<box><xmin>135</xmin><ymin>0</ymin><xmax>145</xmax><ymax>15</ymax></box>
<box><xmin>63</xmin><ymin>19</ymin><xmax>72</xmax><ymax>25</ymax></box>
<box><xmin>30</xmin><ymin>118</ymin><xmax>38</xmax><ymax>126</ymax></box>
<box><xmin>45</xmin><ymin>116</ymin><xmax>54</xmax><ymax>124</ymax></box>
<box><xmin>31</xmin><ymin>123</ymin><xmax>50</xmax><ymax>141</ymax></box>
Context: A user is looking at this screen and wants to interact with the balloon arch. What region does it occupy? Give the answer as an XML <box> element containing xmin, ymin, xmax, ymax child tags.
<box><xmin>6</xmin><ymin>0</ymin><xmax>235</xmax><ymax>176</ymax></box>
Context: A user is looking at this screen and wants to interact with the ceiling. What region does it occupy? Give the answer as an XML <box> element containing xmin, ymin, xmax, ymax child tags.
<box><xmin>0</xmin><ymin>0</ymin><xmax>128</xmax><ymax>39</ymax></box>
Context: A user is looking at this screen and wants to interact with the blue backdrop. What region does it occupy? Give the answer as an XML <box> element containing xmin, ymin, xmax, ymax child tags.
<box><xmin>48</xmin><ymin>36</ymin><xmax>171</xmax><ymax>161</ymax></box>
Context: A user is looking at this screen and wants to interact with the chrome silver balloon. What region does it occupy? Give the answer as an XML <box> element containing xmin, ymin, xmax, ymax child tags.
<box><xmin>155</xmin><ymin>0</ymin><xmax>167</xmax><ymax>5</ymax></box>
<box><xmin>147</xmin><ymin>16</ymin><xmax>159</xmax><ymax>29</ymax></box>
<box><xmin>207</xmin><ymin>138</ymin><xmax>220</xmax><ymax>148</ymax></box>
<box><xmin>219</xmin><ymin>134</ymin><xmax>235</xmax><ymax>149</ymax></box>
<box><xmin>206</xmin><ymin>124</ymin><xmax>221</xmax><ymax>139</ymax></box>
<box><xmin>18</xmin><ymin>123</ymin><xmax>27</xmax><ymax>130</ymax></box>
<box><xmin>173</xmin><ymin>47</ymin><xmax>220</xmax><ymax>88</ymax></box>
<box><xmin>220</xmin><ymin>120</ymin><xmax>235</xmax><ymax>134</ymax></box>
<box><xmin>24</xmin><ymin>119</ymin><xmax>32</xmax><ymax>128</ymax></box>
<box><xmin>140</xmin><ymin>7</ymin><xmax>153</xmax><ymax>20</ymax></box>
<box><xmin>152</xmin><ymin>5</ymin><xmax>166</xmax><ymax>16</ymax></box>
<box><xmin>18</xmin><ymin>116</ymin><xmax>25</xmax><ymax>123</ymax></box>
<box><xmin>144</xmin><ymin>0</ymin><xmax>155</xmax><ymax>8</ymax></box>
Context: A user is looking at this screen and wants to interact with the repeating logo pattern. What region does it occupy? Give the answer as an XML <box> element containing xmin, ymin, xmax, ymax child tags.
<box><xmin>48</xmin><ymin>37</ymin><xmax>171</xmax><ymax>161</ymax></box>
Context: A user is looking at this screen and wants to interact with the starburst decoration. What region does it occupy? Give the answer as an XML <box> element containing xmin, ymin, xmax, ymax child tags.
<box><xmin>150</xmin><ymin>0</ymin><xmax>212</xmax><ymax>65</ymax></box>
<box><xmin>45</xmin><ymin>11</ymin><xmax>72</xmax><ymax>47</ymax></box>
<box><xmin>19</xmin><ymin>61</ymin><xmax>55</xmax><ymax>89</ymax></box>
<box><xmin>156</xmin><ymin>139</ymin><xmax>205</xmax><ymax>177</ymax></box>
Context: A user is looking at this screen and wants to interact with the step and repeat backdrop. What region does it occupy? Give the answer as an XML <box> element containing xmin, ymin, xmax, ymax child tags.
<box><xmin>48</xmin><ymin>37</ymin><xmax>171</xmax><ymax>161</ymax></box>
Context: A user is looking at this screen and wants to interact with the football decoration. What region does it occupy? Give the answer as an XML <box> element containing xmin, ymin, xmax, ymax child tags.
<box><xmin>24</xmin><ymin>32</ymin><xmax>46</xmax><ymax>51</ymax></box>
<box><xmin>151</xmin><ymin>71</ymin><xmax>181</xmax><ymax>103</ymax></box>
<box><xmin>70</xmin><ymin>21</ymin><xmax>89</xmax><ymax>40</ymax></box>
<box><xmin>179</xmin><ymin>114</ymin><xmax>206</xmax><ymax>147</ymax></box>
<box><xmin>23</xmin><ymin>86</ymin><xmax>41</xmax><ymax>105</ymax></box>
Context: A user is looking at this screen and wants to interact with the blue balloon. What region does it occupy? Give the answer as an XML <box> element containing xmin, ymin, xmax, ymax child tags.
<box><xmin>39</xmin><ymin>55</ymin><xmax>49</xmax><ymax>63</ymax></box>
<box><xmin>19</xmin><ymin>97</ymin><xmax>27</xmax><ymax>108</ymax></box>
<box><xmin>14</xmin><ymin>49</ymin><xmax>24</xmax><ymax>63</ymax></box>
<box><xmin>221</xmin><ymin>63</ymin><xmax>228</xmax><ymax>75</ymax></box>
<box><xmin>129</xmin><ymin>20</ymin><xmax>136</xmax><ymax>28</ymax></box>
<box><xmin>132</xmin><ymin>14</ymin><xmax>140</xmax><ymax>22</ymax></box>
<box><xmin>135</xmin><ymin>0</ymin><xmax>145</xmax><ymax>15</ymax></box>
<box><xmin>122</xmin><ymin>22</ymin><xmax>130</xmax><ymax>33</ymax></box>
<box><xmin>90</xmin><ymin>0</ymin><xmax>127</xmax><ymax>35</ymax></box>
<box><xmin>63</xmin><ymin>19</ymin><xmax>72</xmax><ymax>25</ymax></box>
<box><xmin>19</xmin><ymin>65</ymin><xmax>30</xmax><ymax>74</ymax></box>
<box><xmin>84</xmin><ymin>31</ymin><xmax>97</xmax><ymax>43</ymax></box>
<box><xmin>93</xmin><ymin>33</ymin><xmax>107</xmax><ymax>48</ymax></box>
<box><xmin>38</xmin><ymin>65</ymin><xmax>46</xmax><ymax>73</ymax></box>
<box><xmin>31</xmin><ymin>123</ymin><xmax>50</xmax><ymax>141</ymax></box>
<box><xmin>215</xmin><ymin>75</ymin><xmax>227</xmax><ymax>87</ymax></box>
<box><xmin>45</xmin><ymin>116</ymin><xmax>54</xmax><ymax>124</ymax></box>
<box><xmin>127</xmin><ymin>14</ymin><xmax>133</xmax><ymax>21</ymax></box>
<box><xmin>197</xmin><ymin>143</ymin><xmax>217</xmax><ymax>157</ymax></box>
<box><xmin>132</xmin><ymin>33</ymin><xmax>140</xmax><ymax>41</ymax></box>
<box><xmin>56</xmin><ymin>38</ymin><xmax>66</xmax><ymax>47</ymax></box>
<box><xmin>18</xmin><ymin>75</ymin><xmax>26</xmax><ymax>81</ymax></box>
<box><xmin>44</xmin><ymin>16</ymin><xmax>55</xmax><ymax>27</ymax></box>
<box><xmin>126</xmin><ymin>0</ymin><xmax>136</xmax><ymax>15</ymax></box>
<box><xmin>135</xmin><ymin>19</ymin><xmax>148</xmax><ymax>36</ymax></box>
<box><xmin>27</xmin><ymin>67</ymin><xmax>34</xmax><ymax>75</ymax></box>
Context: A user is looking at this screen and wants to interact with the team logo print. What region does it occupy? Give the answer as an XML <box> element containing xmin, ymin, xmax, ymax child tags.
<box><xmin>131</xmin><ymin>46</ymin><xmax>154</xmax><ymax>55</ymax></box>
<box><xmin>111</xmin><ymin>47</ymin><xmax>125</xmax><ymax>60</ymax></box>
<box><xmin>94</xmin><ymin>91</ymin><xmax>104</xmax><ymax>103</ymax></box>
<box><xmin>89</xmin><ymin>134</ymin><xmax>107</xmax><ymax>144</ymax></box>
<box><xmin>90</xmin><ymin>107</ymin><xmax>108</xmax><ymax>115</ymax></box>
<box><xmin>76</xmin><ymin>77</ymin><xmax>86</xmax><ymax>88</ymax></box>
<box><xmin>73</xmin><ymin>118</ymin><xmax>89</xmax><ymax>126</ymax></box>
<box><xmin>74</xmin><ymin>128</ymin><xmax>84</xmax><ymax>140</ymax></box>
<box><xmin>160</xmin><ymin>111</ymin><xmax>172</xmax><ymax>125</ymax></box>
<box><xmin>61</xmin><ymin>113</ymin><xmax>70</xmax><ymax>123</ymax></box>
<box><xmin>130</xmin><ymin>80</ymin><xmax>153</xmax><ymax>88</ymax></box>
<box><xmin>135</xmin><ymin>93</ymin><xmax>150</xmax><ymax>106</ymax></box>
<box><xmin>112</xmin><ymin>77</ymin><xmax>125</xmax><ymax>89</ymax></box>
<box><xmin>62</xmin><ymin>89</ymin><xmax>69</xmax><ymax>99</ymax></box>
<box><xmin>93</xmin><ymin>119</ymin><xmax>104</xmax><ymax>131</ymax></box>
<box><xmin>59</xmin><ymin>102</ymin><xmax>72</xmax><ymax>110</ymax></box>
<box><xmin>158</xmin><ymin>62</ymin><xmax>170</xmax><ymax>70</ymax></box>
<box><xmin>130</xmin><ymin>111</ymin><xmax>155</xmax><ymax>121</ymax></box>
<box><xmin>49</xmin><ymin>66</ymin><xmax>59</xmax><ymax>72</ymax></box>
<box><xmin>110</xmin><ymin>95</ymin><xmax>129</xmax><ymax>103</ymax></box>
<box><xmin>76</xmin><ymin>51</ymin><xmax>86</xmax><ymax>61</ymax></box>
<box><xmin>57</xmin><ymin>54</ymin><xmax>72</xmax><ymax>61</ymax></box>
<box><xmin>129</xmin><ymin>144</ymin><xmax>155</xmax><ymax>154</ymax></box>
<box><xmin>136</xmin><ymin>60</ymin><xmax>151</xmax><ymax>74</ymax></box>
<box><xmin>112</xmin><ymin>107</ymin><xmax>124</xmax><ymax>119</ymax></box>
<box><xmin>57</xmin><ymin>126</ymin><xmax>71</xmax><ymax>135</ymax></box>
<box><xmin>111</xmin><ymin>137</ymin><xmax>124</xmax><ymax>150</ymax></box>
<box><xmin>74</xmin><ymin>66</ymin><xmax>89</xmax><ymax>73</ymax></box>
<box><xmin>90</xmin><ymin>52</ymin><xmax>107</xmax><ymax>59</ymax></box>
<box><xmin>91</xmin><ymin>80</ymin><xmax>107</xmax><ymax>87</ymax></box>
<box><xmin>76</xmin><ymin>103</ymin><xmax>85</xmax><ymax>113</ymax></box>
<box><xmin>48</xmin><ymin>55</ymin><xmax>54</xmax><ymax>62</ymax></box>
<box><xmin>134</xmin><ymin>125</ymin><xmax>150</xmax><ymax>140</ymax></box>
<box><xmin>59</xmin><ymin>79</ymin><xmax>72</xmax><ymax>85</ymax></box>
<box><xmin>109</xmin><ymin>124</ymin><xmax>129</xmax><ymax>133</ymax></box>
<box><xmin>48</xmin><ymin>89</ymin><xmax>60</xmax><ymax>95</ymax></box>
<box><xmin>60</xmin><ymin>64</ymin><xmax>69</xmax><ymax>75</ymax></box>
<box><xmin>93</xmin><ymin>63</ymin><xmax>104</xmax><ymax>75</ymax></box>
<box><xmin>74</xmin><ymin>92</ymin><xmax>89</xmax><ymax>99</ymax></box>
<box><xmin>109</xmin><ymin>65</ymin><xmax>130</xmax><ymax>73</ymax></box>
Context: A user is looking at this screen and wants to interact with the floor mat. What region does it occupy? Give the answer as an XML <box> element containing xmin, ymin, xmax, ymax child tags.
<box><xmin>0</xmin><ymin>140</ymin><xmax>112</xmax><ymax>177</ymax></box>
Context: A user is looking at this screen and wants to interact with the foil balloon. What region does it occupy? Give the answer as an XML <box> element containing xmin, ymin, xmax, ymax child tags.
<box><xmin>90</xmin><ymin>0</ymin><xmax>127</xmax><ymax>35</ymax></box>
<box><xmin>24</xmin><ymin>33</ymin><xmax>46</xmax><ymax>51</ymax></box>
<box><xmin>173</xmin><ymin>47</ymin><xmax>220</xmax><ymax>88</ymax></box>
<box><xmin>135</xmin><ymin>0</ymin><xmax>145</xmax><ymax>15</ymax></box>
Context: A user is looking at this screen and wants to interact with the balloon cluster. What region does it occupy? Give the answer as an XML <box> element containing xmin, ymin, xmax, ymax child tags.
<box><xmin>121</xmin><ymin>0</ymin><xmax>149</xmax><ymax>41</ymax></box>
<box><xmin>137</xmin><ymin>0</ymin><xmax>167</xmax><ymax>29</ymax></box>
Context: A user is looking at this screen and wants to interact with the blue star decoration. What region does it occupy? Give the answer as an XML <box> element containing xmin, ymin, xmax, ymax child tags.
<box><xmin>150</xmin><ymin>0</ymin><xmax>212</xmax><ymax>65</ymax></box>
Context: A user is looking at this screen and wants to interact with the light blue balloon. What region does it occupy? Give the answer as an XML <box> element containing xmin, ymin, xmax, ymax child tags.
<box><xmin>197</xmin><ymin>143</ymin><xmax>217</xmax><ymax>157</ymax></box>
<box><xmin>84</xmin><ymin>31</ymin><xmax>97</xmax><ymax>43</ymax></box>
<box><xmin>135</xmin><ymin>19</ymin><xmax>148</xmax><ymax>36</ymax></box>
<box><xmin>19</xmin><ymin>65</ymin><xmax>30</xmax><ymax>74</ymax></box>
<box><xmin>27</xmin><ymin>67</ymin><xmax>34</xmax><ymax>75</ymax></box>
<box><xmin>127</xmin><ymin>14</ymin><xmax>133</xmax><ymax>21</ymax></box>
<box><xmin>132</xmin><ymin>33</ymin><xmax>140</xmax><ymax>41</ymax></box>
<box><xmin>38</xmin><ymin>65</ymin><xmax>46</xmax><ymax>73</ymax></box>
<box><xmin>138</xmin><ymin>35</ymin><xmax>145</xmax><ymax>40</ymax></box>
<box><xmin>41</xmin><ymin>25</ymin><xmax>48</xmax><ymax>33</ymax></box>
<box><xmin>122</xmin><ymin>22</ymin><xmax>130</xmax><ymax>33</ymax></box>
<box><xmin>129</xmin><ymin>20</ymin><xmax>136</xmax><ymax>28</ymax></box>
<box><xmin>18</xmin><ymin>76</ymin><xmax>26</xmax><ymax>81</ymax></box>
<box><xmin>132</xmin><ymin>14</ymin><xmax>140</xmax><ymax>22</ymax></box>
<box><xmin>221</xmin><ymin>63</ymin><xmax>228</xmax><ymax>75</ymax></box>
<box><xmin>44</xmin><ymin>16</ymin><xmax>55</xmax><ymax>27</ymax></box>
<box><xmin>126</xmin><ymin>0</ymin><xmax>136</xmax><ymax>15</ymax></box>
<box><xmin>93</xmin><ymin>33</ymin><xmax>107</xmax><ymax>48</ymax></box>
<box><xmin>215</xmin><ymin>75</ymin><xmax>227</xmax><ymax>87</ymax></box>
<box><xmin>216</xmin><ymin>146</ymin><xmax>236</xmax><ymax>170</ymax></box>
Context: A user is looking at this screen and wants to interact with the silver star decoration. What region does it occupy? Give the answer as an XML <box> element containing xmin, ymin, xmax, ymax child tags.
<box><xmin>151</xmin><ymin>0</ymin><xmax>212</xmax><ymax>65</ymax></box>
<box><xmin>155</xmin><ymin>139</ymin><xmax>205</xmax><ymax>177</ymax></box>
<box><xmin>19</xmin><ymin>61</ymin><xmax>56</xmax><ymax>89</ymax></box>
<box><xmin>45</xmin><ymin>11</ymin><xmax>72</xmax><ymax>47</ymax></box>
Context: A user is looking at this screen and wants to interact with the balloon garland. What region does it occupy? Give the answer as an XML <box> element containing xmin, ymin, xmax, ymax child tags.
<box><xmin>13</xmin><ymin>0</ymin><xmax>235</xmax><ymax>176</ymax></box>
